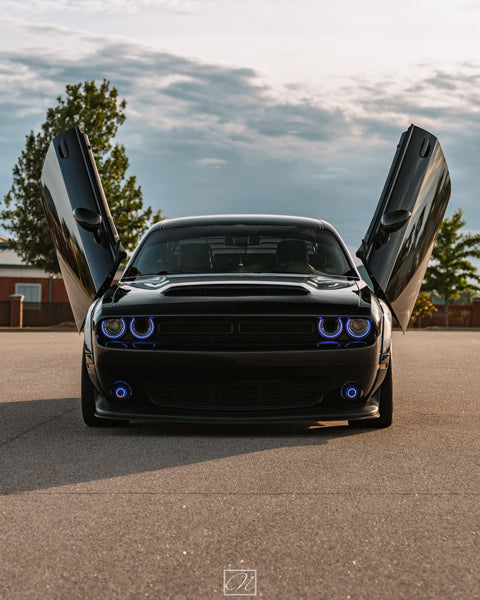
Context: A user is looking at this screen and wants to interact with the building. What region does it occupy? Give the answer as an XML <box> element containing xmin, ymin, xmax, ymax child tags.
<box><xmin>0</xmin><ymin>236</ymin><xmax>73</xmax><ymax>326</ymax></box>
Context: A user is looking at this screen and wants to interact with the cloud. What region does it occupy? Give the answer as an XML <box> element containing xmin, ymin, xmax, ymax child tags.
<box><xmin>1</xmin><ymin>21</ymin><xmax>480</xmax><ymax>247</ymax></box>
<box><xmin>196</xmin><ymin>158</ymin><xmax>228</xmax><ymax>168</ymax></box>
<box><xmin>0</xmin><ymin>0</ymin><xmax>206</xmax><ymax>15</ymax></box>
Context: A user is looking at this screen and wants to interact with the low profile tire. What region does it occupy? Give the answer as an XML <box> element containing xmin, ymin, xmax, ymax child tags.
<box><xmin>81</xmin><ymin>353</ymin><xmax>125</xmax><ymax>427</ymax></box>
<box><xmin>349</xmin><ymin>361</ymin><xmax>393</xmax><ymax>429</ymax></box>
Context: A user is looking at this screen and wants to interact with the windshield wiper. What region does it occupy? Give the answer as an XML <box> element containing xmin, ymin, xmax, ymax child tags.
<box><xmin>122</xmin><ymin>266</ymin><xmax>141</xmax><ymax>279</ymax></box>
<box><xmin>156</xmin><ymin>270</ymin><xmax>184</xmax><ymax>275</ymax></box>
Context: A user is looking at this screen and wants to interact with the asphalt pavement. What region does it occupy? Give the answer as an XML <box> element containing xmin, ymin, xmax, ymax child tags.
<box><xmin>0</xmin><ymin>330</ymin><xmax>479</xmax><ymax>599</ymax></box>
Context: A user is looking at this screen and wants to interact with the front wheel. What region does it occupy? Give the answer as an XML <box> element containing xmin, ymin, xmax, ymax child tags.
<box><xmin>349</xmin><ymin>362</ymin><xmax>393</xmax><ymax>429</ymax></box>
<box><xmin>81</xmin><ymin>353</ymin><xmax>125</xmax><ymax>427</ymax></box>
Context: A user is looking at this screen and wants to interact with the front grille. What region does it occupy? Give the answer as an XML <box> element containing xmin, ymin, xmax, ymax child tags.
<box><xmin>156</xmin><ymin>316</ymin><xmax>315</xmax><ymax>350</ymax></box>
<box><xmin>159</xmin><ymin>319</ymin><xmax>233</xmax><ymax>334</ymax></box>
<box><xmin>238</xmin><ymin>319</ymin><xmax>312</xmax><ymax>334</ymax></box>
<box><xmin>147</xmin><ymin>380</ymin><xmax>324</xmax><ymax>410</ymax></box>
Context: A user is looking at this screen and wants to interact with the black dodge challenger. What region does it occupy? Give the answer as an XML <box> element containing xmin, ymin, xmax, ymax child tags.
<box><xmin>40</xmin><ymin>125</ymin><xmax>450</xmax><ymax>428</ymax></box>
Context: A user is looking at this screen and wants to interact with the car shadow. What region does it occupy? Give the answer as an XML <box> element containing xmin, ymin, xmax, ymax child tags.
<box><xmin>0</xmin><ymin>397</ymin><xmax>373</xmax><ymax>495</ymax></box>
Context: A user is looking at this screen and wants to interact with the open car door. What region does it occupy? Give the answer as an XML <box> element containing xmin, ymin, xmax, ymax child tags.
<box><xmin>41</xmin><ymin>127</ymin><xmax>126</xmax><ymax>331</ymax></box>
<box><xmin>358</xmin><ymin>125</ymin><xmax>451</xmax><ymax>331</ymax></box>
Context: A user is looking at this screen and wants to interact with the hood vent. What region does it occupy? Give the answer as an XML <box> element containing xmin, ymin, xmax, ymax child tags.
<box><xmin>164</xmin><ymin>284</ymin><xmax>309</xmax><ymax>297</ymax></box>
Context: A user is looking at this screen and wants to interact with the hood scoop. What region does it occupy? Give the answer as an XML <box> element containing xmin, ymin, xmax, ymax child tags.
<box><xmin>164</xmin><ymin>284</ymin><xmax>309</xmax><ymax>297</ymax></box>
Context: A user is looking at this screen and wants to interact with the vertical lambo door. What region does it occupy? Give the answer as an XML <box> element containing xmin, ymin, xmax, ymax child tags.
<box><xmin>40</xmin><ymin>126</ymin><xmax>126</xmax><ymax>330</ymax></box>
<box><xmin>358</xmin><ymin>125</ymin><xmax>451</xmax><ymax>331</ymax></box>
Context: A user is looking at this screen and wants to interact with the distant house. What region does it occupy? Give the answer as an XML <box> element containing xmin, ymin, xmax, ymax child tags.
<box><xmin>0</xmin><ymin>236</ymin><xmax>73</xmax><ymax>326</ymax></box>
<box><xmin>0</xmin><ymin>236</ymin><xmax>69</xmax><ymax>303</ymax></box>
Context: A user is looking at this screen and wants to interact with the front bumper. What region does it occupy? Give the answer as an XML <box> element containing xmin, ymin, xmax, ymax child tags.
<box><xmin>86</xmin><ymin>341</ymin><xmax>389</xmax><ymax>423</ymax></box>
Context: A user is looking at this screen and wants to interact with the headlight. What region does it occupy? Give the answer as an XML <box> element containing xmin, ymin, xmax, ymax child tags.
<box><xmin>346</xmin><ymin>318</ymin><xmax>372</xmax><ymax>339</ymax></box>
<box><xmin>130</xmin><ymin>317</ymin><xmax>155</xmax><ymax>339</ymax></box>
<box><xmin>101</xmin><ymin>317</ymin><xmax>127</xmax><ymax>339</ymax></box>
<box><xmin>318</xmin><ymin>317</ymin><xmax>343</xmax><ymax>339</ymax></box>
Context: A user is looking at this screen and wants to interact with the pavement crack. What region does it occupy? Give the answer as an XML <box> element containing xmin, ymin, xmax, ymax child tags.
<box><xmin>0</xmin><ymin>408</ymin><xmax>77</xmax><ymax>449</ymax></box>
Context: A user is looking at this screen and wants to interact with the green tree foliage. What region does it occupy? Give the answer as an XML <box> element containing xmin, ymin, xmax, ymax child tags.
<box><xmin>1</xmin><ymin>79</ymin><xmax>162</xmax><ymax>274</ymax></box>
<box><xmin>423</xmin><ymin>209</ymin><xmax>480</xmax><ymax>326</ymax></box>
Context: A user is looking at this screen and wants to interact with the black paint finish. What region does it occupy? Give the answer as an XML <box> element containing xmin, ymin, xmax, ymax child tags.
<box><xmin>40</xmin><ymin>124</ymin><xmax>450</xmax><ymax>426</ymax></box>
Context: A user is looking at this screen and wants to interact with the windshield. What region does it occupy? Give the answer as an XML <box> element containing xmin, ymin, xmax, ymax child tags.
<box><xmin>127</xmin><ymin>224</ymin><xmax>354</xmax><ymax>277</ymax></box>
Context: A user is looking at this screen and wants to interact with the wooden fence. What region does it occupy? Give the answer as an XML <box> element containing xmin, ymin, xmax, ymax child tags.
<box><xmin>412</xmin><ymin>302</ymin><xmax>480</xmax><ymax>328</ymax></box>
<box><xmin>0</xmin><ymin>300</ymin><xmax>73</xmax><ymax>327</ymax></box>
<box><xmin>0</xmin><ymin>300</ymin><xmax>9</xmax><ymax>326</ymax></box>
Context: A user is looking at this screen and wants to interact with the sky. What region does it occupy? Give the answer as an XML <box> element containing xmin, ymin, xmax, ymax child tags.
<box><xmin>0</xmin><ymin>0</ymin><xmax>480</xmax><ymax>250</ymax></box>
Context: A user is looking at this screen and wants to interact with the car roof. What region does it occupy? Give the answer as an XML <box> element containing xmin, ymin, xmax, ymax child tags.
<box><xmin>151</xmin><ymin>214</ymin><xmax>333</xmax><ymax>231</ymax></box>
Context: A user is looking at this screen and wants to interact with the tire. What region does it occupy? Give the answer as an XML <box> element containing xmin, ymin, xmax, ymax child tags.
<box><xmin>81</xmin><ymin>353</ymin><xmax>125</xmax><ymax>427</ymax></box>
<box><xmin>349</xmin><ymin>361</ymin><xmax>393</xmax><ymax>429</ymax></box>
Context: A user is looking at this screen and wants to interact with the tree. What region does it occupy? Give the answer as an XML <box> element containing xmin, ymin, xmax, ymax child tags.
<box><xmin>0</xmin><ymin>79</ymin><xmax>161</xmax><ymax>274</ymax></box>
<box><xmin>410</xmin><ymin>291</ymin><xmax>437</xmax><ymax>327</ymax></box>
<box><xmin>423</xmin><ymin>209</ymin><xmax>480</xmax><ymax>326</ymax></box>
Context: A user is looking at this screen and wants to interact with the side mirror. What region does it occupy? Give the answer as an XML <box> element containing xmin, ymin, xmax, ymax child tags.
<box><xmin>371</xmin><ymin>209</ymin><xmax>412</xmax><ymax>249</ymax></box>
<box><xmin>73</xmin><ymin>207</ymin><xmax>104</xmax><ymax>244</ymax></box>
<box><xmin>380</xmin><ymin>209</ymin><xmax>412</xmax><ymax>233</ymax></box>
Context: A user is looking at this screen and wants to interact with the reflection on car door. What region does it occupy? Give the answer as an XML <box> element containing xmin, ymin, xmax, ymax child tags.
<box><xmin>41</xmin><ymin>127</ymin><xmax>125</xmax><ymax>330</ymax></box>
<box><xmin>358</xmin><ymin>125</ymin><xmax>451</xmax><ymax>331</ymax></box>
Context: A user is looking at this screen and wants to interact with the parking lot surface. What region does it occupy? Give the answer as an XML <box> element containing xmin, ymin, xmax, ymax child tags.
<box><xmin>0</xmin><ymin>330</ymin><xmax>479</xmax><ymax>599</ymax></box>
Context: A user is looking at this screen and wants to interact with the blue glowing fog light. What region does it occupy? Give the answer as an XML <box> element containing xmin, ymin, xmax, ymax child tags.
<box><xmin>101</xmin><ymin>318</ymin><xmax>126</xmax><ymax>339</ymax></box>
<box><xmin>112</xmin><ymin>381</ymin><xmax>132</xmax><ymax>401</ymax></box>
<box><xmin>129</xmin><ymin>317</ymin><xmax>155</xmax><ymax>339</ymax></box>
<box><xmin>346</xmin><ymin>318</ymin><xmax>372</xmax><ymax>339</ymax></box>
<box><xmin>318</xmin><ymin>317</ymin><xmax>343</xmax><ymax>339</ymax></box>
<box><xmin>340</xmin><ymin>382</ymin><xmax>362</xmax><ymax>401</ymax></box>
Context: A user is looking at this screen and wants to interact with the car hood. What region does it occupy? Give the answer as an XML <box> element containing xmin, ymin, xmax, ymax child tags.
<box><xmin>99</xmin><ymin>274</ymin><xmax>373</xmax><ymax>317</ymax></box>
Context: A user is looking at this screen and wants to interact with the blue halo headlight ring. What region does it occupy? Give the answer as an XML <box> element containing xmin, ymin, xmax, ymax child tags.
<box><xmin>101</xmin><ymin>317</ymin><xmax>126</xmax><ymax>340</ymax></box>
<box><xmin>341</xmin><ymin>381</ymin><xmax>362</xmax><ymax>401</ymax></box>
<box><xmin>129</xmin><ymin>317</ymin><xmax>155</xmax><ymax>340</ymax></box>
<box><xmin>346</xmin><ymin>318</ymin><xmax>372</xmax><ymax>340</ymax></box>
<box><xmin>112</xmin><ymin>381</ymin><xmax>132</xmax><ymax>401</ymax></box>
<box><xmin>318</xmin><ymin>317</ymin><xmax>343</xmax><ymax>339</ymax></box>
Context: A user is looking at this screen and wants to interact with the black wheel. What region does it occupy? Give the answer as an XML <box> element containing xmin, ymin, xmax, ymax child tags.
<box><xmin>81</xmin><ymin>353</ymin><xmax>125</xmax><ymax>427</ymax></box>
<box><xmin>349</xmin><ymin>361</ymin><xmax>393</xmax><ymax>429</ymax></box>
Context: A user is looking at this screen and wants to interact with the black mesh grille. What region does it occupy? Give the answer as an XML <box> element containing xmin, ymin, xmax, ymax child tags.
<box><xmin>159</xmin><ymin>320</ymin><xmax>233</xmax><ymax>334</ymax></box>
<box><xmin>156</xmin><ymin>316</ymin><xmax>316</xmax><ymax>349</ymax></box>
<box><xmin>147</xmin><ymin>380</ymin><xmax>324</xmax><ymax>410</ymax></box>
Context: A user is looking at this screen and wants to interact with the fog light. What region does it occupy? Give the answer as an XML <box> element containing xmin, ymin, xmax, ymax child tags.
<box><xmin>340</xmin><ymin>381</ymin><xmax>362</xmax><ymax>400</ymax></box>
<box><xmin>112</xmin><ymin>381</ymin><xmax>132</xmax><ymax>401</ymax></box>
<box><xmin>101</xmin><ymin>318</ymin><xmax>126</xmax><ymax>339</ymax></box>
<box><xmin>318</xmin><ymin>317</ymin><xmax>343</xmax><ymax>339</ymax></box>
